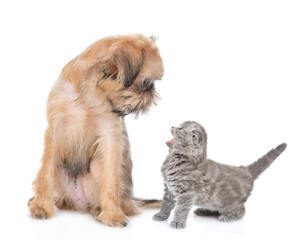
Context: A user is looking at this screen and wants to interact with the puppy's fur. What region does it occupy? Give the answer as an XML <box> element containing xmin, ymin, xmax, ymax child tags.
<box><xmin>28</xmin><ymin>34</ymin><xmax>164</xmax><ymax>227</ymax></box>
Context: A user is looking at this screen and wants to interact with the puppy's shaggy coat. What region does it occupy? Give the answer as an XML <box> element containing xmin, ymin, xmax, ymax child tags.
<box><xmin>28</xmin><ymin>34</ymin><xmax>164</xmax><ymax>227</ymax></box>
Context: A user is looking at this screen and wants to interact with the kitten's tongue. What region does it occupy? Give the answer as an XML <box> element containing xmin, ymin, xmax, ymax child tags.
<box><xmin>166</xmin><ymin>138</ymin><xmax>175</xmax><ymax>145</ymax></box>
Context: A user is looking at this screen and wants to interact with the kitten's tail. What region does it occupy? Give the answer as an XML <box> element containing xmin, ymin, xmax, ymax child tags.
<box><xmin>247</xmin><ymin>143</ymin><xmax>287</xmax><ymax>179</ymax></box>
<box><xmin>133</xmin><ymin>198</ymin><xmax>162</xmax><ymax>209</ymax></box>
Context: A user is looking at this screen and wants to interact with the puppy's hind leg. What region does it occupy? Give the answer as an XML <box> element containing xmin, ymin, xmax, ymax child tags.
<box><xmin>121</xmin><ymin>199</ymin><xmax>141</xmax><ymax>217</ymax></box>
<box><xmin>55</xmin><ymin>197</ymin><xmax>74</xmax><ymax>211</ymax></box>
<box><xmin>28</xmin><ymin>128</ymin><xmax>56</xmax><ymax>219</ymax></box>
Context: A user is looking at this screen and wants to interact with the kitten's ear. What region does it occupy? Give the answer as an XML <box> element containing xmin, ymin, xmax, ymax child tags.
<box><xmin>191</xmin><ymin>131</ymin><xmax>199</xmax><ymax>142</ymax></box>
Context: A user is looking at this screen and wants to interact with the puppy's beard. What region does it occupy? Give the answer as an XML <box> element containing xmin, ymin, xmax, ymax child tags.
<box><xmin>111</xmin><ymin>88</ymin><xmax>160</xmax><ymax>117</ymax></box>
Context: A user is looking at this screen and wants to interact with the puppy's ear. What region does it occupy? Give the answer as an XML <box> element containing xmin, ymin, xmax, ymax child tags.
<box><xmin>100</xmin><ymin>60</ymin><xmax>118</xmax><ymax>80</ymax></box>
<box><xmin>115</xmin><ymin>48</ymin><xmax>144</xmax><ymax>88</ymax></box>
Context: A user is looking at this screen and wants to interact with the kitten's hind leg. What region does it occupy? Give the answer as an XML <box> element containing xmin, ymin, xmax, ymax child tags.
<box><xmin>194</xmin><ymin>208</ymin><xmax>219</xmax><ymax>217</ymax></box>
<box><xmin>153</xmin><ymin>186</ymin><xmax>175</xmax><ymax>221</ymax></box>
<box><xmin>218</xmin><ymin>206</ymin><xmax>245</xmax><ymax>222</ymax></box>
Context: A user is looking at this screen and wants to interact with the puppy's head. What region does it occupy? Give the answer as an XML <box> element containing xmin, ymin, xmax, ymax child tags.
<box><xmin>95</xmin><ymin>34</ymin><xmax>164</xmax><ymax>116</ymax></box>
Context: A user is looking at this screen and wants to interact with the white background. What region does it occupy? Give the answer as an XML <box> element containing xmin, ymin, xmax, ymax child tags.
<box><xmin>0</xmin><ymin>0</ymin><xmax>306</xmax><ymax>239</ymax></box>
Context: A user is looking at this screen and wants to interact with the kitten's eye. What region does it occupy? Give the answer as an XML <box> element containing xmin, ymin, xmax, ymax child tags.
<box><xmin>178</xmin><ymin>127</ymin><xmax>182</xmax><ymax>130</ymax></box>
<box><xmin>192</xmin><ymin>135</ymin><xmax>196</xmax><ymax>139</ymax></box>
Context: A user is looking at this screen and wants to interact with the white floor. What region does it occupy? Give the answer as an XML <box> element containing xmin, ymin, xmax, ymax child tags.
<box><xmin>12</xmin><ymin>202</ymin><xmax>306</xmax><ymax>240</ymax></box>
<box><xmin>4</xmin><ymin>180</ymin><xmax>307</xmax><ymax>240</ymax></box>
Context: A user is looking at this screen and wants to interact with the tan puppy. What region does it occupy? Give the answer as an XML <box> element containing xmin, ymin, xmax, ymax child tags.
<box><xmin>28</xmin><ymin>34</ymin><xmax>164</xmax><ymax>227</ymax></box>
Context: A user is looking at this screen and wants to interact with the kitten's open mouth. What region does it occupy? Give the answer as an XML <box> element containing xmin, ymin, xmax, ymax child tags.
<box><xmin>166</xmin><ymin>138</ymin><xmax>175</xmax><ymax>145</ymax></box>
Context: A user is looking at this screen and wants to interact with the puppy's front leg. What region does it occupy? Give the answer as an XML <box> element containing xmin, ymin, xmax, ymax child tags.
<box><xmin>28</xmin><ymin>128</ymin><xmax>55</xmax><ymax>219</ymax></box>
<box><xmin>94</xmin><ymin>115</ymin><xmax>128</xmax><ymax>227</ymax></box>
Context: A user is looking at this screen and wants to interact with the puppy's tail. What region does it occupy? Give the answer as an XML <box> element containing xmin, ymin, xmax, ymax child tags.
<box><xmin>247</xmin><ymin>143</ymin><xmax>287</xmax><ymax>179</ymax></box>
<box><xmin>133</xmin><ymin>198</ymin><xmax>162</xmax><ymax>209</ymax></box>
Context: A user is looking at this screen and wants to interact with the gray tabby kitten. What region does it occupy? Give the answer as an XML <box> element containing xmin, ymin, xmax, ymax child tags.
<box><xmin>153</xmin><ymin>121</ymin><xmax>287</xmax><ymax>229</ymax></box>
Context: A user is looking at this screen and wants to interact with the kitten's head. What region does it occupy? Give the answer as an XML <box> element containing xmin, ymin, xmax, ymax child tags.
<box><xmin>167</xmin><ymin>121</ymin><xmax>207</xmax><ymax>159</ymax></box>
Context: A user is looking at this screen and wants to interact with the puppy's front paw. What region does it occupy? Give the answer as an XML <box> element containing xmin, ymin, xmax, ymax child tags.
<box><xmin>95</xmin><ymin>212</ymin><xmax>128</xmax><ymax>227</ymax></box>
<box><xmin>153</xmin><ymin>212</ymin><xmax>168</xmax><ymax>221</ymax></box>
<box><xmin>170</xmin><ymin>221</ymin><xmax>186</xmax><ymax>229</ymax></box>
<box><xmin>28</xmin><ymin>197</ymin><xmax>55</xmax><ymax>219</ymax></box>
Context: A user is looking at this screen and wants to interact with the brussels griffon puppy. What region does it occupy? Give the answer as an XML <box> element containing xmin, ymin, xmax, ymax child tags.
<box><xmin>28</xmin><ymin>34</ymin><xmax>164</xmax><ymax>227</ymax></box>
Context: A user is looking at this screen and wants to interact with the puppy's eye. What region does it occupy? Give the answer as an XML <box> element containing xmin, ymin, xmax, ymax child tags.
<box><xmin>178</xmin><ymin>127</ymin><xmax>182</xmax><ymax>130</ymax></box>
<box><xmin>142</xmin><ymin>78</ymin><xmax>154</xmax><ymax>90</ymax></box>
<box><xmin>143</xmin><ymin>78</ymin><xmax>153</xmax><ymax>85</ymax></box>
<box><xmin>143</xmin><ymin>78</ymin><xmax>149</xmax><ymax>85</ymax></box>
<box><xmin>192</xmin><ymin>135</ymin><xmax>196</xmax><ymax>138</ymax></box>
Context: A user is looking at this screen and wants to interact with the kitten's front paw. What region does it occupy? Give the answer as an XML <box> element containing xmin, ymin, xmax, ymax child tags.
<box><xmin>170</xmin><ymin>221</ymin><xmax>186</xmax><ymax>229</ymax></box>
<box><xmin>153</xmin><ymin>212</ymin><xmax>168</xmax><ymax>221</ymax></box>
